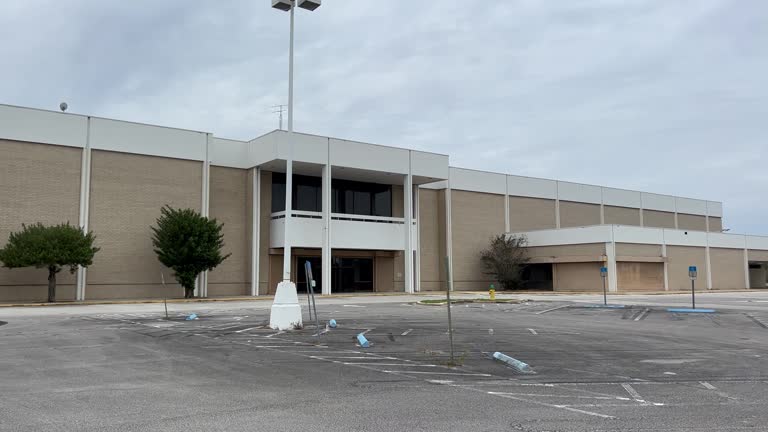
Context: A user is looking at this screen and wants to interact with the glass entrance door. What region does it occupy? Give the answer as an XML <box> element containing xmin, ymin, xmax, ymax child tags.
<box><xmin>297</xmin><ymin>257</ymin><xmax>322</xmax><ymax>294</ymax></box>
<box><xmin>332</xmin><ymin>257</ymin><xmax>374</xmax><ymax>293</ymax></box>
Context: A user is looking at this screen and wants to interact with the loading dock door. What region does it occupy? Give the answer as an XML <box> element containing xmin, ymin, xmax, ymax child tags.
<box><xmin>617</xmin><ymin>262</ymin><xmax>664</xmax><ymax>292</ymax></box>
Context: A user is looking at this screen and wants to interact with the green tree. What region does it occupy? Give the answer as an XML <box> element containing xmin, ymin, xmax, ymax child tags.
<box><xmin>480</xmin><ymin>234</ymin><xmax>530</xmax><ymax>290</ymax></box>
<box><xmin>151</xmin><ymin>206</ymin><xmax>230</xmax><ymax>299</ymax></box>
<box><xmin>0</xmin><ymin>223</ymin><xmax>99</xmax><ymax>302</ymax></box>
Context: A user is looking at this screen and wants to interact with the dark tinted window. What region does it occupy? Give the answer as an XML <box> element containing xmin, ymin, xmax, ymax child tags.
<box><xmin>272</xmin><ymin>172</ymin><xmax>392</xmax><ymax>216</ymax></box>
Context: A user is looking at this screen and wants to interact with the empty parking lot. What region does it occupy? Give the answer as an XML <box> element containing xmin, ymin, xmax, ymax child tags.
<box><xmin>2</xmin><ymin>292</ymin><xmax>768</xmax><ymax>431</ymax></box>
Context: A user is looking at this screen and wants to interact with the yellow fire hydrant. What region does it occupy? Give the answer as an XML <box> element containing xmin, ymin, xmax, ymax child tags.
<box><xmin>489</xmin><ymin>284</ymin><xmax>496</xmax><ymax>301</ymax></box>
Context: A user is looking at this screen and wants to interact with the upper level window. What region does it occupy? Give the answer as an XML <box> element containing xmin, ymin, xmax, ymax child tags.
<box><xmin>272</xmin><ymin>172</ymin><xmax>392</xmax><ymax>217</ymax></box>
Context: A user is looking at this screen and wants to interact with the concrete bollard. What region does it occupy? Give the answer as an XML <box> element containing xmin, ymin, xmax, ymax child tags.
<box><xmin>356</xmin><ymin>333</ymin><xmax>371</xmax><ymax>348</ymax></box>
<box><xmin>493</xmin><ymin>352</ymin><xmax>533</xmax><ymax>373</ymax></box>
<box><xmin>329</xmin><ymin>319</ymin><xmax>337</xmax><ymax>328</ymax></box>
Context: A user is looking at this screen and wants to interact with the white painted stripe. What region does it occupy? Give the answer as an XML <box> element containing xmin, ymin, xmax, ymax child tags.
<box><xmin>344</xmin><ymin>363</ymin><xmax>439</xmax><ymax>367</ymax></box>
<box><xmin>401</xmin><ymin>329</ymin><xmax>413</xmax><ymax>336</ymax></box>
<box><xmin>361</xmin><ymin>329</ymin><xmax>373</xmax><ymax>335</ymax></box>
<box><xmin>265</xmin><ymin>331</ymin><xmax>286</xmax><ymax>338</ymax></box>
<box><xmin>621</xmin><ymin>383</ymin><xmax>645</xmax><ymax>402</ymax></box>
<box><xmin>489</xmin><ymin>392</ymin><xmax>615</xmax><ymax>419</ymax></box>
<box><xmin>234</xmin><ymin>327</ymin><xmax>261</xmax><ymax>333</ymax></box>
<box><xmin>634</xmin><ymin>308</ymin><xmax>651</xmax><ymax>321</ymax></box>
<box><xmin>527</xmin><ymin>328</ymin><xmax>538</xmax><ymax>335</ymax></box>
<box><xmin>700</xmin><ymin>381</ymin><xmax>717</xmax><ymax>390</ymax></box>
<box><xmin>342</xmin><ymin>304</ymin><xmax>366</xmax><ymax>308</ymax></box>
<box><xmin>383</xmin><ymin>371</ymin><xmax>492</xmax><ymax>377</ymax></box>
<box><xmin>535</xmin><ymin>304</ymin><xmax>570</xmax><ymax>315</ymax></box>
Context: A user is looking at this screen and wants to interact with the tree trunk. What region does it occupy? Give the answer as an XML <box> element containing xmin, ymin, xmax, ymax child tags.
<box><xmin>185</xmin><ymin>287</ymin><xmax>194</xmax><ymax>299</ymax></box>
<box><xmin>47</xmin><ymin>266</ymin><xmax>56</xmax><ymax>303</ymax></box>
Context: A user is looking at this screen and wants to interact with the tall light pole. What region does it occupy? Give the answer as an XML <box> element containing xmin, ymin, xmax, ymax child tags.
<box><xmin>269</xmin><ymin>0</ymin><xmax>321</xmax><ymax>330</ymax></box>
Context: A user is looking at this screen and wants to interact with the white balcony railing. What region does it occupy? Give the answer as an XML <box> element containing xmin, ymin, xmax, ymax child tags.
<box><xmin>269</xmin><ymin>211</ymin><xmax>414</xmax><ymax>251</ymax></box>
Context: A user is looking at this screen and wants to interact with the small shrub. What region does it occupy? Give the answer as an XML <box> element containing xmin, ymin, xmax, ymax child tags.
<box><xmin>480</xmin><ymin>234</ymin><xmax>530</xmax><ymax>290</ymax></box>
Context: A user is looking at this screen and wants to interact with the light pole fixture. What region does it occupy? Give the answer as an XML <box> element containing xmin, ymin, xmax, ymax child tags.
<box><xmin>268</xmin><ymin>0</ymin><xmax>321</xmax><ymax>330</ymax></box>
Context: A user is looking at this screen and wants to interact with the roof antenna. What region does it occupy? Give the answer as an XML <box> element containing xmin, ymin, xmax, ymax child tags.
<box><xmin>59</xmin><ymin>102</ymin><xmax>68</xmax><ymax>112</ymax></box>
<box><xmin>272</xmin><ymin>104</ymin><xmax>287</xmax><ymax>130</ymax></box>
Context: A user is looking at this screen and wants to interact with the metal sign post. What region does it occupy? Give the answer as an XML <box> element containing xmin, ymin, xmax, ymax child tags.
<box><xmin>304</xmin><ymin>261</ymin><xmax>320</xmax><ymax>335</ymax></box>
<box><xmin>444</xmin><ymin>256</ymin><xmax>456</xmax><ymax>365</ymax></box>
<box><xmin>600</xmin><ymin>267</ymin><xmax>608</xmax><ymax>306</ymax></box>
<box><xmin>689</xmin><ymin>266</ymin><xmax>698</xmax><ymax>309</ymax></box>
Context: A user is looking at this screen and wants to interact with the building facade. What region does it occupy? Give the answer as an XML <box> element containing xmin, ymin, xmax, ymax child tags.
<box><xmin>1</xmin><ymin>103</ymin><xmax>766</xmax><ymax>302</ymax></box>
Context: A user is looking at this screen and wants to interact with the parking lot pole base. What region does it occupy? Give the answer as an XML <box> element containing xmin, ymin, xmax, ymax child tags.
<box><xmin>667</xmin><ymin>308</ymin><xmax>716</xmax><ymax>314</ymax></box>
<box><xmin>269</xmin><ymin>281</ymin><xmax>303</xmax><ymax>330</ymax></box>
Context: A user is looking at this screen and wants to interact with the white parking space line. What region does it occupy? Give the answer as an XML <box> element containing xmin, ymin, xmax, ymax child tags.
<box><xmin>634</xmin><ymin>308</ymin><xmax>651</xmax><ymax>321</ymax></box>
<box><xmin>700</xmin><ymin>381</ymin><xmax>717</xmax><ymax>390</ymax></box>
<box><xmin>527</xmin><ymin>328</ymin><xmax>538</xmax><ymax>335</ymax></box>
<box><xmin>401</xmin><ymin>329</ymin><xmax>413</xmax><ymax>336</ymax></box>
<box><xmin>535</xmin><ymin>304</ymin><xmax>570</xmax><ymax>315</ymax></box>
<box><xmin>234</xmin><ymin>327</ymin><xmax>262</xmax><ymax>333</ymax></box>
<box><xmin>265</xmin><ymin>331</ymin><xmax>286</xmax><ymax>338</ymax></box>
<box><xmin>344</xmin><ymin>363</ymin><xmax>439</xmax><ymax>367</ymax></box>
<box><xmin>488</xmin><ymin>392</ymin><xmax>616</xmax><ymax>419</ymax></box>
<box><xmin>621</xmin><ymin>383</ymin><xmax>646</xmax><ymax>403</ymax></box>
<box><xmin>383</xmin><ymin>371</ymin><xmax>492</xmax><ymax>377</ymax></box>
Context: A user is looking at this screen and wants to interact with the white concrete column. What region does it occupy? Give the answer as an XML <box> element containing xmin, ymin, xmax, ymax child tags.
<box><xmin>283</xmin><ymin>153</ymin><xmax>293</xmax><ymax>281</ymax></box>
<box><xmin>404</xmin><ymin>170</ymin><xmax>414</xmax><ymax>294</ymax></box>
<box><xmin>744</xmin><ymin>245</ymin><xmax>751</xmax><ymax>289</ymax></box>
<box><xmin>414</xmin><ymin>185</ymin><xmax>421</xmax><ymax>292</ymax></box>
<box><xmin>662</xmin><ymin>242</ymin><xmax>669</xmax><ymax>291</ymax></box>
<box><xmin>445</xmin><ymin>183</ymin><xmax>454</xmax><ymax>291</ymax></box>
<box><xmin>599</xmin><ymin>189</ymin><xmax>605</xmax><ymax>225</ymax></box>
<box><xmin>196</xmin><ymin>133</ymin><xmax>211</xmax><ymax>298</ymax></box>
<box><xmin>705</xmin><ymin>232</ymin><xmax>713</xmax><ymax>290</ymax></box>
<box><xmin>75</xmin><ymin>116</ymin><xmax>92</xmax><ymax>301</ymax></box>
<box><xmin>555</xmin><ymin>181</ymin><xmax>561</xmax><ymax>229</ymax></box>
<box><xmin>251</xmin><ymin>167</ymin><xmax>260</xmax><ymax>296</ymax></box>
<box><xmin>504</xmin><ymin>177</ymin><xmax>510</xmax><ymax>233</ymax></box>
<box><xmin>606</xmin><ymin>227</ymin><xmax>618</xmax><ymax>292</ymax></box>
<box><xmin>322</xmin><ymin>163</ymin><xmax>332</xmax><ymax>295</ymax></box>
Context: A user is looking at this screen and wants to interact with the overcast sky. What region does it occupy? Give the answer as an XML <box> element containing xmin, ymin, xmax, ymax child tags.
<box><xmin>1</xmin><ymin>1</ymin><xmax>766</xmax><ymax>234</ymax></box>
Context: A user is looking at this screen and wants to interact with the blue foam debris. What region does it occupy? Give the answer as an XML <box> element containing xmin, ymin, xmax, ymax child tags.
<box><xmin>329</xmin><ymin>319</ymin><xmax>337</xmax><ymax>328</ymax></box>
<box><xmin>185</xmin><ymin>313</ymin><xmax>198</xmax><ymax>321</ymax></box>
<box><xmin>356</xmin><ymin>333</ymin><xmax>370</xmax><ymax>348</ymax></box>
<box><xmin>492</xmin><ymin>352</ymin><xmax>533</xmax><ymax>373</ymax></box>
<box><xmin>667</xmin><ymin>308</ymin><xmax>716</xmax><ymax>313</ymax></box>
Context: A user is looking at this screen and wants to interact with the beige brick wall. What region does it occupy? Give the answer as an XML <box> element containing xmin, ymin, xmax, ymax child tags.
<box><xmin>710</xmin><ymin>248</ymin><xmax>747</xmax><ymax>289</ymax></box>
<box><xmin>708</xmin><ymin>217</ymin><xmax>722</xmax><ymax>232</ymax></box>
<box><xmin>559</xmin><ymin>201</ymin><xmax>601</xmax><ymax>228</ymax></box>
<box><xmin>615</xmin><ymin>243</ymin><xmax>662</xmax><ymax>257</ymax></box>
<box><xmin>604</xmin><ymin>205</ymin><xmax>640</xmax><ymax>226</ymax></box>
<box><xmin>0</xmin><ymin>140</ymin><xmax>82</xmax><ymax>302</ymax></box>
<box><xmin>642</xmin><ymin>210</ymin><xmax>676</xmax><ymax>229</ymax></box>
<box><xmin>419</xmin><ymin>189</ymin><xmax>446</xmax><ymax>291</ymax></box>
<box><xmin>375</xmin><ymin>255</ymin><xmax>395</xmax><ymax>292</ymax></box>
<box><xmin>667</xmin><ymin>246</ymin><xmax>707</xmax><ymax>291</ymax></box>
<box><xmin>207</xmin><ymin>166</ymin><xmax>249</xmax><ymax>296</ymax></box>
<box><xmin>554</xmin><ymin>262</ymin><xmax>603</xmax><ymax>291</ymax></box>
<box><xmin>749</xmin><ymin>250</ymin><xmax>768</xmax><ymax>262</ymax></box>
<box><xmin>677</xmin><ymin>213</ymin><xmax>707</xmax><ymax>231</ymax></box>
<box><xmin>451</xmin><ymin>190</ymin><xmax>506</xmax><ymax>290</ymax></box>
<box><xmin>509</xmin><ymin>196</ymin><xmax>556</xmax><ymax>231</ymax></box>
<box><xmin>617</xmin><ymin>262</ymin><xmax>664</xmax><ymax>291</ymax></box>
<box><xmin>86</xmin><ymin>150</ymin><xmax>202</xmax><ymax>299</ymax></box>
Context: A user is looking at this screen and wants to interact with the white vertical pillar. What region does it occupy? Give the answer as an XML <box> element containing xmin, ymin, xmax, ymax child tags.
<box><xmin>404</xmin><ymin>164</ymin><xmax>414</xmax><ymax>294</ymax></box>
<box><xmin>414</xmin><ymin>185</ymin><xmax>421</xmax><ymax>292</ymax></box>
<box><xmin>662</xmin><ymin>229</ymin><xmax>669</xmax><ymax>291</ymax></box>
<box><xmin>251</xmin><ymin>167</ymin><xmax>260</xmax><ymax>296</ymax></box>
<box><xmin>445</xmin><ymin>182</ymin><xmax>453</xmax><ymax>291</ymax></box>
<box><xmin>283</xmin><ymin>153</ymin><xmax>293</xmax><ymax>281</ymax></box>
<box><xmin>606</xmin><ymin>226</ymin><xmax>618</xmax><ymax>292</ymax></box>
<box><xmin>743</xmin><ymin>234</ymin><xmax>750</xmax><ymax>289</ymax></box>
<box><xmin>504</xmin><ymin>176</ymin><xmax>510</xmax><ymax>233</ymax></box>
<box><xmin>196</xmin><ymin>133</ymin><xmax>211</xmax><ymax>298</ymax></box>
<box><xmin>75</xmin><ymin>116</ymin><xmax>92</xmax><ymax>301</ymax></box>
<box><xmin>599</xmin><ymin>188</ymin><xmax>605</xmax><ymax>225</ymax></box>
<box><xmin>555</xmin><ymin>181</ymin><xmax>561</xmax><ymax>229</ymax></box>
<box><xmin>322</xmin><ymin>162</ymin><xmax>332</xmax><ymax>295</ymax></box>
<box><xmin>705</xmin><ymin>232</ymin><xmax>713</xmax><ymax>290</ymax></box>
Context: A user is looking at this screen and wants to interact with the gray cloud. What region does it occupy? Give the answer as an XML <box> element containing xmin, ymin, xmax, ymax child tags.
<box><xmin>1</xmin><ymin>0</ymin><xmax>766</xmax><ymax>233</ymax></box>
